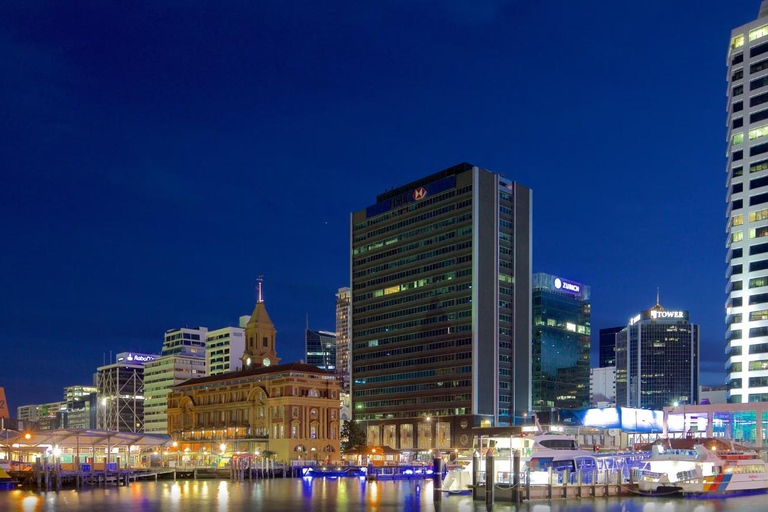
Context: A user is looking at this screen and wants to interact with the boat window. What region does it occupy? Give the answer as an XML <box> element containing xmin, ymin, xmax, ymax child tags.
<box><xmin>552</xmin><ymin>460</ymin><xmax>576</xmax><ymax>472</ymax></box>
<box><xmin>539</xmin><ymin>440</ymin><xmax>579</xmax><ymax>450</ymax></box>
<box><xmin>575</xmin><ymin>458</ymin><xmax>597</xmax><ymax>470</ymax></box>
<box><xmin>530</xmin><ymin>458</ymin><xmax>575</xmax><ymax>472</ymax></box>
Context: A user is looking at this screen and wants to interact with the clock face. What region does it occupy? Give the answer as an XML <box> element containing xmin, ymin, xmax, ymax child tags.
<box><xmin>262</xmin><ymin>357</ymin><xmax>271</xmax><ymax>367</ymax></box>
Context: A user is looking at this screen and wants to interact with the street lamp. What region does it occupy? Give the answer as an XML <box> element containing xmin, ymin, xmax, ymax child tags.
<box><xmin>424</xmin><ymin>416</ymin><xmax>434</xmax><ymax>456</ymax></box>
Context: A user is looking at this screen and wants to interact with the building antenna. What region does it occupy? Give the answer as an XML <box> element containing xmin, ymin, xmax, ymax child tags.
<box><xmin>306</xmin><ymin>313</ymin><xmax>309</xmax><ymax>330</ymax></box>
<box><xmin>257</xmin><ymin>275</ymin><xmax>264</xmax><ymax>303</ymax></box>
<box><xmin>656</xmin><ymin>287</ymin><xmax>660</xmax><ymax>307</ymax></box>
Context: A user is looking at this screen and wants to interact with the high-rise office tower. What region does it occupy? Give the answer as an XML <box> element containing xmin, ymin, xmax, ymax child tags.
<box><xmin>598</xmin><ymin>327</ymin><xmax>622</xmax><ymax>368</ymax></box>
<box><xmin>206</xmin><ymin>318</ymin><xmax>248</xmax><ymax>376</ymax></box>
<box><xmin>335</xmin><ymin>287</ymin><xmax>351</xmax><ymax>392</ymax></box>
<box><xmin>531</xmin><ymin>273</ymin><xmax>591</xmax><ymax>410</ymax></box>
<box><xmin>144</xmin><ymin>327</ymin><xmax>208</xmax><ymax>433</ymax></box>
<box><xmin>63</xmin><ymin>385</ymin><xmax>97</xmax><ymax>429</ymax></box>
<box><xmin>725</xmin><ymin>2</ymin><xmax>768</xmax><ymax>403</ymax></box>
<box><xmin>615</xmin><ymin>300</ymin><xmax>699</xmax><ymax>409</ymax></box>
<box><xmin>351</xmin><ymin>162</ymin><xmax>532</xmax><ymax>450</ymax></box>
<box><xmin>96</xmin><ymin>352</ymin><xmax>157</xmax><ymax>432</ymax></box>
<box><xmin>305</xmin><ymin>328</ymin><xmax>337</xmax><ymax>371</ymax></box>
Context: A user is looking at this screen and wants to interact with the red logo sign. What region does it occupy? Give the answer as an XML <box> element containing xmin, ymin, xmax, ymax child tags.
<box><xmin>412</xmin><ymin>187</ymin><xmax>427</xmax><ymax>200</ymax></box>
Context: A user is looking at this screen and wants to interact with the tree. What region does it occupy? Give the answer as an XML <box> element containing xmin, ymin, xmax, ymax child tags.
<box><xmin>341</xmin><ymin>420</ymin><xmax>367</xmax><ymax>451</ymax></box>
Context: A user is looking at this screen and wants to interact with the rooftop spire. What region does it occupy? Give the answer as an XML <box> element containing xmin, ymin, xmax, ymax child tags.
<box><xmin>651</xmin><ymin>287</ymin><xmax>664</xmax><ymax>311</ymax></box>
<box><xmin>257</xmin><ymin>275</ymin><xmax>264</xmax><ymax>303</ymax></box>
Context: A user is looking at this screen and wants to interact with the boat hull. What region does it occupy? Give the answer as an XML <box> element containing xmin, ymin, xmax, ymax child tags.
<box><xmin>640</xmin><ymin>475</ymin><xmax>768</xmax><ymax>498</ymax></box>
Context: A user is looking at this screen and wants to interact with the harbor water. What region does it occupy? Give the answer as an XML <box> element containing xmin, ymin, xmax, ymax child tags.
<box><xmin>1</xmin><ymin>479</ymin><xmax>768</xmax><ymax>511</ymax></box>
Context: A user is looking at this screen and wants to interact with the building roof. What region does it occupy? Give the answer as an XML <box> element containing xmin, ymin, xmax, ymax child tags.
<box><xmin>172</xmin><ymin>362</ymin><xmax>335</xmax><ymax>389</ymax></box>
<box><xmin>247</xmin><ymin>301</ymin><xmax>274</xmax><ymax>330</ymax></box>
<box><xmin>5</xmin><ymin>429</ymin><xmax>171</xmax><ymax>449</ymax></box>
<box><xmin>376</xmin><ymin>162</ymin><xmax>474</xmax><ymax>203</ymax></box>
<box><xmin>761</xmin><ymin>1</ymin><xmax>768</xmax><ymax>18</ymax></box>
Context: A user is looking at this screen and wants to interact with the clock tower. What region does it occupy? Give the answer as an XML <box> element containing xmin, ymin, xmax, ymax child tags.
<box><xmin>241</xmin><ymin>278</ymin><xmax>281</xmax><ymax>369</ymax></box>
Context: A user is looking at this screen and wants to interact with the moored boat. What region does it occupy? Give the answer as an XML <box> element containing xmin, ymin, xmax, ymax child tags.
<box><xmin>635</xmin><ymin>438</ymin><xmax>768</xmax><ymax>497</ymax></box>
<box><xmin>442</xmin><ymin>433</ymin><xmax>600</xmax><ymax>492</ymax></box>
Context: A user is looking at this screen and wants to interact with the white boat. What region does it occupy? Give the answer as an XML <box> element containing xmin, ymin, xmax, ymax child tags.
<box><xmin>636</xmin><ymin>439</ymin><xmax>768</xmax><ymax>497</ymax></box>
<box><xmin>442</xmin><ymin>433</ymin><xmax>598</xmax><ymax>492</ymax></box>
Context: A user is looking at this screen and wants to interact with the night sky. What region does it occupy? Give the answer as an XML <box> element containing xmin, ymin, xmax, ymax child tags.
<box><xmin>0</xmin><ymin>1</ymin><xmax>754</xmax><ymax>412</ymax></box>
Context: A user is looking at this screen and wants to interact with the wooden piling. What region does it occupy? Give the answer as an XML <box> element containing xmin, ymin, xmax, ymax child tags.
<box><xmin>485</xmin><ymin>454</ymin><xmax>494</xmax><ymax>506</ymax></box>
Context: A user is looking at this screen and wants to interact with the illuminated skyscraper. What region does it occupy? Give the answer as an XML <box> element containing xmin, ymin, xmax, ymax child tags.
<box><xmin>206</xmin><ymin>318</ymin><xmax>248</xmax><ymax>376</ymax></box>
<box><xmin>725</xmin><ymin>1</ymin><xmax>768</xmax><ymax>403</ymax></box>
<box><xmin>531</xmin><ymin>273</ymin><xmax>590</xmax><ymax>410</ymax></box>
<box><xmin>351</xmin><ymin>162</ymin><xmax>532</xmax><ymax>451</ymax></box>
<box><xmin>616</xmin><ymin>301</ymin><xmax>699</xmax><ymax>409</ymax></box>
<box><xmin>335</xmin><ymin>287</ymin><xmax>351</xmax><ymax>392</ymax></box>
<box><xmin>305</xmin><ymin>328</ymin><xmax>337</xmax><ymax>371</ymax></box>
<box><xmin>96</xmin><ymin>352</ymin><xmax>158</xmax><ymax>432</ymax></box>
<box><xmin>144</xmin><ymin>327</ymin><xmax>208</xmax><ymax>433</ymax></box>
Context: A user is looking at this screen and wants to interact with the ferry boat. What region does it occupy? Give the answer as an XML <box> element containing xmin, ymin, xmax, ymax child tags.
<box><xmin>635</xmin><ymin>439</ymin><xmax>768</xmax><ymax>497</ymax></box>
<box><xmin>443</xmin><ymin>433</ymin><xmax>599</xmax><ymax>492</ymax></box>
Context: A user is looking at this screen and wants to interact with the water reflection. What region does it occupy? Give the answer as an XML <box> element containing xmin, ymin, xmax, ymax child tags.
<box><xmin>217</xmin><ymin>481</ymin><xmax>228</xmax><ymax>512</ymax></box>
<box><xmin>20</xmin><ymin>495</ymin><xmax>41</xmax><ymax>512</ymax></box>
<box><xmin>0</xmin><ymin>481</ymin><xmax>766</xmax><ymax>512</ymax></box>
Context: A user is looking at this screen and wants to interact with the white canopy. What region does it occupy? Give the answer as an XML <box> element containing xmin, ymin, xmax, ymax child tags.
<box><xmin>3</xmin><ymin>429</ymin><xmax>171</xmax><ymax>450</ymax></box>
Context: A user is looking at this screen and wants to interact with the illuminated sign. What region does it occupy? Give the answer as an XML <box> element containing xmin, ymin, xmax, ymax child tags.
<box><xmin>553</xmin><ymin>277</ymin><xmax>581</xmax><ymax>294</ymax></box>
<box><xmin>633</xmin><ymin>310</ymin><xmax>690</xmax><ymax>323</ymax></box>
<box><xmin>116</xmin><ymin>352</ymin><xmax>158</xmax><ymax>364</ymax></box>
<box><xmin>650</xmin><ymin>310</ymin><xmax>684</xmax><ymax>319</ymax></box>
<box><xmin>365</xmin><ymin>175</ymin><xmax>456</xmax><ymax>218</ymax></box>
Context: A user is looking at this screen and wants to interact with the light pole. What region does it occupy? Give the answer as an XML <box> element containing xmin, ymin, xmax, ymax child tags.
<box><xmin>673</xmin><ymin>401</ymin><xmax>688</xmax><ymax>438</ymax></box>
<box><xmin>425</xmin><ymin>416</ymin><xmax>433</xmax><ymax>458</ymax></box>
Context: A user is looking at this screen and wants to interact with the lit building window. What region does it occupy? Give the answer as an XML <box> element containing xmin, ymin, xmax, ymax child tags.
<box><xmin>750</xmin><ymin>26</ymin><xmax>768</xmax><ymax>42</ymax></box>
<box><xmin>733</xmin><ymin>231</ymin><xmax>744</xmax><ymax>243</ymax></box>
<box><xmin>734</xmin><ymin>132</ymin><xmax>745</xmax><ymax>145</ymax></box>
<box><xmin>733</xmin><ymin>214</ymin><xmax>744</xmax><ymax>226</ymax></box>
<box><xmin>733</xmin><ymin>33</ymin><xmax>746</xmax><ymax>48</ymax></box>
<box><xmin>750</xmin><ymin>125</ymin><xmax>768</xmax><ymax>141</ymax></box>
<box><xmin>750</xmin><ymin>208</ymin><xmax>768</xmax><ymax>222</ymax></box>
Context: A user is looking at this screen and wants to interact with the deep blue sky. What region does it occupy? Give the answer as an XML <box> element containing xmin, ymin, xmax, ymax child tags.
<box><xmin>0</xmin><ymin>1</ymin><xmax>755</xmax><ymax>412</ymax></box>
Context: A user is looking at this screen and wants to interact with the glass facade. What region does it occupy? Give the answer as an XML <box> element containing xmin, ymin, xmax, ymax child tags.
<box><xmin>616</xmin><ymin>307</ymin><xmax>699</xmax><ymax>410</ymax></box>
<box><xmin>335</xmin><ymin>287</ymin><xmax>351</xmax><ymax>392</ymax></box>
<box><xmin>598</xmin><ymin>327</ymin><xmax>622</xmax><ymax>368</ymax></box>
<box><xmin>305</xmin><ymin>329</ymin><xmax>337</xmax><ymax>371</ymax></box>
<box><xmin>532</xmin><ymin>273</ymin><xmax>591</xmax><ymax>411</ymax></box>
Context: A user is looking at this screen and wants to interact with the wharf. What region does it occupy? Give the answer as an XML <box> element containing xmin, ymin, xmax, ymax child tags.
<box><xmin>468</xmin><ymin>478</ymin><xmax>636</xmax><ymax>502</ymax></box>
<box><xmin>9</xmin><ymin>463</ymin><xmax>299</xmax><ymax>490</ymax></box>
